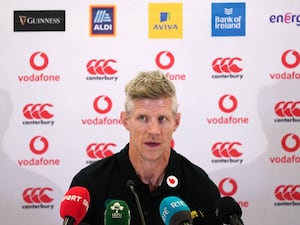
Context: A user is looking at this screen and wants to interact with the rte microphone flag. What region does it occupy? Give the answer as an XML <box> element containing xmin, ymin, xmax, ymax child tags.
<box><xmin>104</xmin><ymin>199</ymin><xmax>131</xmax><ymax>225</ymax></box>
<box><xmin>159</xmin><ymin>196</ymin><xmax>193</xmax><ymax>225</ymax></box>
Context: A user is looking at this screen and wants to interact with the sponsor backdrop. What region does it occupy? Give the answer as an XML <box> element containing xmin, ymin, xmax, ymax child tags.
<box><xmin>1</xmin><ymin>0</ymin><xmax>299</xmax><ymax>224</ymax></box>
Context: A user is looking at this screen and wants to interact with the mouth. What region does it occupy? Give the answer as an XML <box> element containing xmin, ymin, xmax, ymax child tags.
<box><xmin>144</xmin><ymin>142</ymin><xmax>160</xmax><ymax>148</ymax></box>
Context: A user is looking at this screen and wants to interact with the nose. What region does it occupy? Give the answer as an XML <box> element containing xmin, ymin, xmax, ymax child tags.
<box><xmin>147</xmin><ymin>120</ymin><xmax>160</xmax><ymax>135</ymax></box>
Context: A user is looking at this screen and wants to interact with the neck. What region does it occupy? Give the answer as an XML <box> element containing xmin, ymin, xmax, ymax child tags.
<box><xmin>129</xmin><ymin>151</ymin><xmax>168</xmax><ymax>191</ymax></box>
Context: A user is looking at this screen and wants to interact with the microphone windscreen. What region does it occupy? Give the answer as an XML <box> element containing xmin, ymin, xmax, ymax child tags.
<box><xmin>159</xmin><ymin>196</ymin><xmax>192</xmax><ymax>225</ymax></box>
<box><xmin>60</xmin><ymin>186</ymin><xmax>90</xmax><ymax>225</ymax></box>
<box><xmin>215</xmin><ymin>196</ymin><xmax>242</xmax><ymax>224</ymax></box>
<box><xmin>191</xmin><ymin>209</ymin><xmax>205</xmax><ymax>225</ymax></box>
<box><xmin>104</xmin><ymin>199</ymin><xmax>131</xmax><ymax>225</ymax></box>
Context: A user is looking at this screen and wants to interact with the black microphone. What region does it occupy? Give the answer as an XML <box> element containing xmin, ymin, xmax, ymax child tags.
<box><xmin>215</xmin><ymin>196</ymin><xmax>244</xmax><ymax>225</ymax></box>
<box><xmin>126</xmin><ymin>180</ymin><xmax>147</xmax><ymax>225</ymax></box>
<box><xmin>190</xmin><ymin>209</ymin><xmax>205</xmax><ymax>225</ymax></box>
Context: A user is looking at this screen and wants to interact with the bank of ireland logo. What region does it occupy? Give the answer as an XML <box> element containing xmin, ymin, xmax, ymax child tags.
<box><xmin>90</xmin><ymin>6</ymin><xmax>115</xmax><ymax>36</ymax></box>
<box><xmin>211</xmin><ymin>2</ymin><xmax>246</xmax><ymax>37</ymax></box>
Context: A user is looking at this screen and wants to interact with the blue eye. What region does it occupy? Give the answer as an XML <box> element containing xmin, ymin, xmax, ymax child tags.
<box><xmin>159</xmin><ymin>116</ymin><xmax>167</xmax><ymax>122</ymax></box>
<box><xmin>138</xmin><ymin>115</ymin><xmax>147</xmax><ymax>121</ymax></box>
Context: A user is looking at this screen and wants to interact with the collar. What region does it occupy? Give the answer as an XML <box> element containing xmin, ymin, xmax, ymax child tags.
<box><xmin>117</xmin><ymin>144</ymin><xmax>183</xmax><ymax>193</ymax></box>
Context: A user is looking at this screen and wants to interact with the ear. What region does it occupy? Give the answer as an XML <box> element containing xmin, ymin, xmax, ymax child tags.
<box><xmin>120</xmin><ymin>111</ymin><xmax>129</xmax><ymax>130</ymax></box>
<box><xmin>174</xmin><ymin>112</ymin><xmax>181</xmax><ymax>132</ymax></box>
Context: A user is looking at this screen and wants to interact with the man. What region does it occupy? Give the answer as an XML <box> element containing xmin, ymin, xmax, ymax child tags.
<box><xmin>69</xmin><ymin>71</ymin><xmax>221</xmax><ymax>225</ymax></box>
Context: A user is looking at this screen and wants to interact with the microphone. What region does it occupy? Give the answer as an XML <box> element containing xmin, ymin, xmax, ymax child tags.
<box><xmin>60</xmin><ymin>186</ymin><xmax>90</xmax><ymax>225</ymax></box>
<box><xmin>190</xmin><ymin>209</ymin><xmax>205</xmax><ymax>225</ymax></box>
<box><xmin>159</xmin><ymin>196</ymin><xmax>193</xmax><ymax>225</ymax></box>
<box><xmin>104</xmin><ymin>199</ymin><xmax>131</xmax><ymax>225</ymax></box>
<box><xmin>126</xmin><ymin>180</ymin><xmax>147</xmax><ymax>225</ymax></box>
<box><xmin>215</xmin><ymin>196</ymin><xmax>244</xmax><ymax>225</ymax></box>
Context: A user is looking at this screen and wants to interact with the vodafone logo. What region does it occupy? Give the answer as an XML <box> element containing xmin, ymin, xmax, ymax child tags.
<box><xmin>93</xmin><ymin>95</ymin><xmax>113</xmax><ymax>114</ymax></box>
<box><xmin>166</xmin><ymin>175</ymin><xmax>179</xmax><ymax>188</ymax></box>
<box><xmin>29</xmin><ymin>136</ymin><xmax>49</xmax><ymax>155</ymax></box>
<box><xmin>81</xmin><ymin>95</ymin><xmax>122</xmax><ymax>126</ymax></box>
<box><xmin>212</xmin><ymin>57</ymin><xmax>243</xmax><ymax>73</ymax></box>
<box><xmin>23</xmin><ymin>187</ymin><xmax>53</xmax><ymax>203</ymax></box>
<box><xmin>218</xmin><ymin>178</ymin><xmax>238</xmax><ymax>196</ymax></box>
<box><xmin>86</xmin><ymin>59</ymin><xmax>117</xmax><ymax>75</ymax></box>
<box><xmin>269</xmin><ymin>49</ymin><xmax>300</xmax><ymax>80</ymax></box>
<box><xmin>30</xmin><ymin>51</ymin><xmax>49</xmax><ymax>70</ymax></box>
<box><xmin>274</xmin><ymin>101</ymin><xmax>300</xmax><ymax>117</ymax></box>
<box><xmin>86</xmin><ymin>142</ymin><xmax>115</xmax><ymax>159</ymax></box>
<box><xmin>281</xmin><ymin>133</ymin><xmax>300</xmax><ymax>153</ymax></box>
<box><xmin>281</xmin><ymin>49</ymin><xmax>300</xmax><ymax>69</ymax></box>
<box><xmin>23</xmin><ymin>103</ymin><xmax>54</xmax><ymax>119</ymax></box>
<box><xmin>218</xmin><ymin>94</ymin><xmax>238</xmax><ymax>113</ymax></box>
<box><xmin>18</xmin><ymin>51</ymin><xmax>60</xmax><ymax>83</ymax></box>
<box><xmin>274</xmin><ymin>185</ymin><xmax>300</xmax><ymax>201</ymax></box>
<box><xmin>156</xmin><ymin>51</ymin><xmax>175</xmax><ymax>70</ymax></box>
<box><xmin>212</xmin><ymin>142</ymin><xmax>243</xmax><ymax>158</ymax></box>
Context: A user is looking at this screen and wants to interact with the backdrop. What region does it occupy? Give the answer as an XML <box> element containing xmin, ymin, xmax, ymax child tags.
<box><xmin>1</xmin><ymin>0</ymin><xmax>299</xmax><ymax>224</ymax></box>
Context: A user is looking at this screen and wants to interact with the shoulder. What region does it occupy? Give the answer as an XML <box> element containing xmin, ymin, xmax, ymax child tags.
<box><xmin>171</xmin><ymin>150</ymin><xmax>210</xmax><ymax>179</ymax></box>
<box><xmin>70</xmin><ymin>149</ymin><xmax>124</xmax><ymax>188</ymax></box>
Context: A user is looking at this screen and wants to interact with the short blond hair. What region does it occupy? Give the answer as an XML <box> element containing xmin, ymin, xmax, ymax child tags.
<box><xmin>124</xmin><ymin>70</ymin><xmax>178</xmax><ymax>114</ymax></box>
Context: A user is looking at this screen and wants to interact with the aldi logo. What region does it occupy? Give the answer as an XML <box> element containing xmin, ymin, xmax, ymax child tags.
<box><xmin>90</xmin><ymin>5</ymin><xmax>116</xmax><ymax>36</ymax></box>
<box><xmin>148</xmin><ymin>3</ymin><xmax>183</xmax><ymax>39</ymax></box>
<box><xmin>211</xmin><ymin>2</ymin><xmax>246</xmax><ymax>37</ymax></box>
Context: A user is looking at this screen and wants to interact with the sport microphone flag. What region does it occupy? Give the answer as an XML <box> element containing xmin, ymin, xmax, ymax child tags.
<box><xmin>60</xmin><ymin>186</ymin><xmax>90</xmax><ymax>225</ymax></box>
<box><xmin>104</xmin><ymin>199</ymin><xmax>131</xmax><ymax>225</ymax></box>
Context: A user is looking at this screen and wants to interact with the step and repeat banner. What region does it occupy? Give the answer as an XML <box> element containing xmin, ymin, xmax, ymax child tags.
<box><xmin>1</xmin><ymin>0</ymin><xmax>299</xmax><ymax>224</ymax></box>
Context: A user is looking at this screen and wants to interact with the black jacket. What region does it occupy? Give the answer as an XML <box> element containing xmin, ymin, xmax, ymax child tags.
<box><xmin>70</xmin><ymin>144</ymin><xmax>222</xmax><ymax>225</ymax></box>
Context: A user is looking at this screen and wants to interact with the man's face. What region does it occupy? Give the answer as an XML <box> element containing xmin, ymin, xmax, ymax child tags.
<box><xmin>121</xmin><ymin>97</ymin><xmax>180</xmax><ymax>162</ymax></box>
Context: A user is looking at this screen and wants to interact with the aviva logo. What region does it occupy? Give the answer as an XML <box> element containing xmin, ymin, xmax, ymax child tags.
<box><xmin>90</xmin><ymin>5</ymin><xmax>116</xmax><ymax>36</ymax></box>
<box><xmin>148</xmin><ymin>3</ymin><xmax>183</xmax><ymax>39</ymax></box>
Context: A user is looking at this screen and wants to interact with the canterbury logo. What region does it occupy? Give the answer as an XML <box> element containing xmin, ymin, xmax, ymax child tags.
<box><xmin>23</xmin><ymin>103</ymin><xmax>54</xmax><ymax>119</ymax></box>
<box><xmin>274</xmin><ymin>185</ymin><xmax>300</xmax><ymax>201</ymax></box>
<box><xmin>23</xmin><ymin>187</ymin><xmax>53</xmax><ymax>203</ymax></box>
<box><xmin>281</xmin><ymin>49</ymin><xmax>300</xmax><ymax>69</ymax></box>
<box><xmin>156</xmin><ymin>51</ymin><xmax>175</xmax><ymax>70</ymax></box>
<box><xmin>218</xmin><ymin>178</ymin><xmax>238</xmax><ymax>196</ymax></box>
<box><xmin>86</xmin><ymin>143</ymin><xmax>116</xmax><ymax>159</ymax></box>
<box><xmin>281</xmin><ymin>133</ymin><xmax>300</xmax><ymax>153</ymax></box>
<box><xmin>212</xmin><ymin>142</ymin><xmax>243</xmax><ymax>158</ymax></box>
<box><xmin>86</xmin><ymin>59</ymin><xmax>117</xmax><ymax>75</ymax></box>
<box><xmin>274</xmin><ymin>101</ymin><xmax>300</xmax><ymax>117</ymax></box>
<box><xmin>212</xmin><ymin>57</ymin><xmax>243</xmax><ymax>73</ymax></box>
<box><xmin>218</xmin><ymin>94</ymin><xmax>238</xmax><ymax>113</ymax></box>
